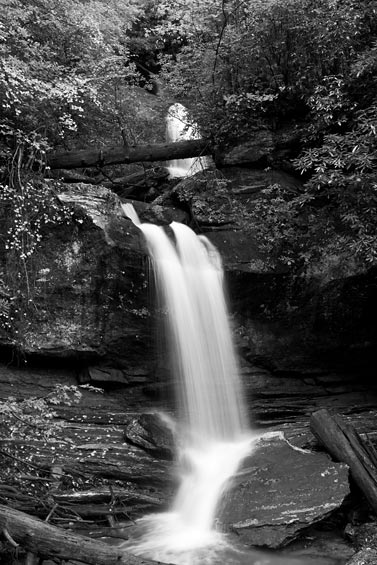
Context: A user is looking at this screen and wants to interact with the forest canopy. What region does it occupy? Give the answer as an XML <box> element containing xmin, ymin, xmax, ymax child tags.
<box><xmin>1</xmin><ymin>0</ymin><xmax>377</xmax><ymax>271</ymax></box>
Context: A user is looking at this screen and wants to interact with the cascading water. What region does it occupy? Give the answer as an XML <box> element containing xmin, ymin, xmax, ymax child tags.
<box><xmin>121</xmin><ymin>203</ymin><xmax>253</xmax><ymax>564</ymax></box>
<box><xmin>165</xmin><ymin>103</ymin><xmax>210</xmax><ymax>178</ymax></box>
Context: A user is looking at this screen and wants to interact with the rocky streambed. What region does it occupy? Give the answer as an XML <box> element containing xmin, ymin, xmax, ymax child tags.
<box><xmin>1</xmin><ymin>361</ymin><xmax>377</xmax><ymax>564</ymax></box>
<box><xmin>0</xmin><ymin>167</ymin><xmax>376</xmax><ymax>564</ymax></box>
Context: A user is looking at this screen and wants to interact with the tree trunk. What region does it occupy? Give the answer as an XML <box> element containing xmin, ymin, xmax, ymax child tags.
<box><xmin>310</xmin><ymin>409</ymin><xmax>377</xmax><ymax>514</ymax></box>
<box><xmin>48</xmin><ymin>139</ymin><xmax>212</xmax><ymax>170</ymax></box>
<box><xmin>0</xmin><ymin>504</ymin><xmax>157</xmax><ymax>565</ymax></box>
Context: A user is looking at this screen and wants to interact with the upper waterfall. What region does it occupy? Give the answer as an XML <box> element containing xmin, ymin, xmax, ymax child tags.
<box><xmin>165</xmin><ymin>103</ymin><xmax>210</xmax><ymax>179</ymax></box>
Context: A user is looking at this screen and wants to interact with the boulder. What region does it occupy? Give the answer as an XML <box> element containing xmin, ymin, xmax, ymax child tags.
<box><xmin>346</xmin><ymin>549</ymin><xmax>377</xmax><ymax>565</ymax></box>
<box><xmin>343</xmin><ymin>523</ymin><xmax>377</xmax><ymax>565</ymax></box>
<box><xmin>217</xmin><ymin>130</ymin><xmax>275</xmax><ymax>166</ymax></box>
<box><xmin>345</xmin><ymin>522</ymin><xmax>377</xmax><ymax>551</ymax></box>
<box><xmin>124</xmin><ymin>412</ymin><xmax>176</xmax><ymax>459</ymax></box>
<box><xmin>171</xmin><ymin>172</ymin><xmax>242</xmax><ymax>229</ymax></box>
<box><xmin>221</xmin><ymin>167</ymin><xmax>304</xmax><ymax>199</ymax></box>
<box><xmin>121</xmin><ymin>199</ymin><xmax>189</xmax><ymax>225</ymax></box>
<box><xmin>218</xmin><ymin>432</ymin><xmax>350</xmax><ymax>548</ymax></box>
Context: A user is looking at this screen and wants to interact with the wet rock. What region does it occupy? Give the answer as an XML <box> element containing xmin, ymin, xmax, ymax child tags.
<box><xmin>217</xmin><ymin>130</ymin><xmax>275</xmax><ymax>166</ymax></box>
<box><xmin>218</xmin><ymin>432</ymin><xmax>350</xmax><ymax>548</ymax></box>
<box><xmin>280</xmin><ymin>526</ymin><xmax>354</xmax><ymax>565</ymax></box>
<box><xmin>228</xmin><ymin>266</ymin><xmax>377</xmax><ymax>373</ymax></box>
<box><xmin>122</xmin><ymin>199</ymin><xmax>189</xmax><ymax>225</ymax></box>
<box><xmin>139</xmin><ymin>203</ymin><xmax>188</xmax><ymax>225</ymax></box>
<box><xmin>221</xmin><ymin>167</ymin><xmax>303</xmax><ymax>199</ymax></box>
<box><xmin>346</xmin><ymin>548</ymin><xmax>377</xmax><ymax>565</ymax></box>
<box><xmin>86</xmin><ymin>366</ymin><xmax>128</xmax><ymax>384</ymax></box>
<box><xmin>168</xmin><ymin>168</ymin><xmax>377</xmax><ymax>374</ymax></box>
<box><xmin>171</xmin><ymin>172</ymin><xmax>241</xmax><ymax>229</ymax></box>
<box><xmin>78</xmin><ymin>363</ymin><xmax>153</xmax><ymax>387</ymax></box>
<box><xmin>345</xmin><ymin>522</ymin><xmax>377</xmax><ymax>551</ymax></box>
<box><xmin>124</xmin><ymin>412</ymin><xmax>176</xmax><ymax>459</ymax></box>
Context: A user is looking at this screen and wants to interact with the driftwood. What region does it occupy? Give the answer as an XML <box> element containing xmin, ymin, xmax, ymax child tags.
<box><xmin>310</xmin><ymin>409</ymin><xmax>377</xmax><ymax>513</ymax></box>
<box><xmin>50</xmin><ymin>166</ymin><xmax>169</xmax><ymax>187</ymax></box>
<box><xmin>48</xmin><ymin>138</ymin><xmax>211</xmax><ymax>170</ymax></box>
<box><xmin>53</xmin><ymin>487</ymin><xmax>164</xmax><ymax>507</ymax></box>
<box><xmin>0</xmin><ymin>503</ymin><xmax>157</xmax><ymax>565</ymax></box>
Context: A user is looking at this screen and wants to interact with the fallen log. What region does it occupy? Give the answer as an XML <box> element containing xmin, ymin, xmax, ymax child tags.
<box><xmin>0</xmin><ymin>504</ymin><xmax>157</xmax><ymax>565</ymax></box>
<box><xmin>310</xmin><ymin>409</ymin><xmax>377</xmax><ymax>514</ymax></box>
<box><xmin>48</xmin><ymin>139</ymin><xmax>212</xmax><ymax>170</ymax></box>
<box><xmin>50</xmin><ymin>169</ymin><xmax>99</xmax><ymax>183</ymax></box>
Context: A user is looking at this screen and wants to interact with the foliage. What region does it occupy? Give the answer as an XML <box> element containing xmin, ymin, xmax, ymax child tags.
<box><xmin>0</xmin><ymin>127</ymin><xmax>81</xmax><ymax>349</ymax></box>
<box><xmin>0</xmin><ymin>385</ymin><xmax>82</xmax><ymax>442</ymax></box>
<box><xmin>1</xmin><ymin>0</ymin><xmax>377</xmax><ymax>287</ymax></box>
<box><xmin>0</xmin><ymin>0</ymin><xmax>150</xmax><ymax>352</ymax></box>
<box><xmin>3</xmin><ymin>0</ymin><xmax>373</xmax><ymax>150</ymax></box>
<box><xmin>153</xmin><ymin>0</ymin><xmax>374</xmax><ymax>140</ymax></box>
<box><xmin>147</xmin><ymin>0</ymin><xmax>377</xmax><ymax>273</ymax></box>
<box><xmin>292</xmin><ymin>103</ymin><xmax>377</xmax><ymax>268</ymax></box>
<box><xmin>0</xmin><ymin>0</ymin><xmax>147</xmax><ymax>149</ymax></box>
<box><xmin>0</xmin><ymin>384</ymin><xmax>106</xmax><ymax>523</ymax></box>
<box><xmin>245</xmin><ymin>94</ymin><xmax>377</xmax><ymax>275</ymax></box>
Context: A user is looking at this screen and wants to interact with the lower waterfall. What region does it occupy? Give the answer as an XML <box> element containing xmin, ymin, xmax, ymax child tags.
<box><xmin>122</xmin><ymin>203</ymin><xmax>253</xmax><ymax>564</ymax></box>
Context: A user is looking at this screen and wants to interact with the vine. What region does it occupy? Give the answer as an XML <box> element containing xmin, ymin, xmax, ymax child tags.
<box><xmin>0</xmin><ymin>127</ymin><xmax>77</xmax><ymax>355</ymax></box>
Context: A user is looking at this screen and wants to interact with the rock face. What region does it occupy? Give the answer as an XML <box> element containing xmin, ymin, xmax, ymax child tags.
<box><xmin>218</xmin><ymin>433</ymin><xmax>350</xmax><ymax>548</ymax></box>
<box><xmin>0</xmin><ymin>184</ymin><xmax>155</xmax><ymax>375</ymax></box>
<box><xmin>229</xmin><ymin>266</ymin><xmax>377</xmax><ymax>372</ymax></box>
<box><xmin>167</xmin><ymin>169</ymin><xmax>377</xmax><ymax>372</ymax></box>
<box><xmin>0</xmin><ymin>163</ymin><xmax>376</xmax><ymax>374</ymax></box>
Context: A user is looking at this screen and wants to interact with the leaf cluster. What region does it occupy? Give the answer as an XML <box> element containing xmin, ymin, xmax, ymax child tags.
<box><xmin>0</xmin><ymin>385</ymin><xmax>82</xmax><ymax>442</ymax></box>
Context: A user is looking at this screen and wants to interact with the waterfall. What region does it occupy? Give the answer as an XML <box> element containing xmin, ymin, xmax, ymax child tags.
<box><xmin>165</xmin><ymin>103</ymin><xmax>210</xmax><ymax>178</ymax></box>
<box><xmin>121</xmin><ymin>203</ymin><xmax>253</xmax><ymax>564</ymax></box>
<box><xmin>168</xmin><ymin>221</ymin><xmax>246</xmax><ymax>441</ymax></box>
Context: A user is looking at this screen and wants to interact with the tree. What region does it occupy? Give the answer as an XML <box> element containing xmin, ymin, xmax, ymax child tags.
<box><xmin>153</xmin><ymin>0</ymin><xmax>377</xmax><ymax>143</ymax></box>
<box><xmin>0</xmin><ymin>0</ymin><xmax>147</xmax><ymax>150</ymax></box>
<box><xmin>2</xmin><ymin>0</ymin><xmax>377</xmax><ymax>285</ymax></box>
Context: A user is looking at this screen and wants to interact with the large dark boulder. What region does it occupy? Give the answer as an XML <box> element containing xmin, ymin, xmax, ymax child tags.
<box><xmin>216</xmin><ymin>130</ymin><xmax>275</xmax><ymax>166</ymax></box>
<box><xmin>218</xmin><ymin>433</ymin><xmax>350</xmax><ymax>548</ymax></box>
